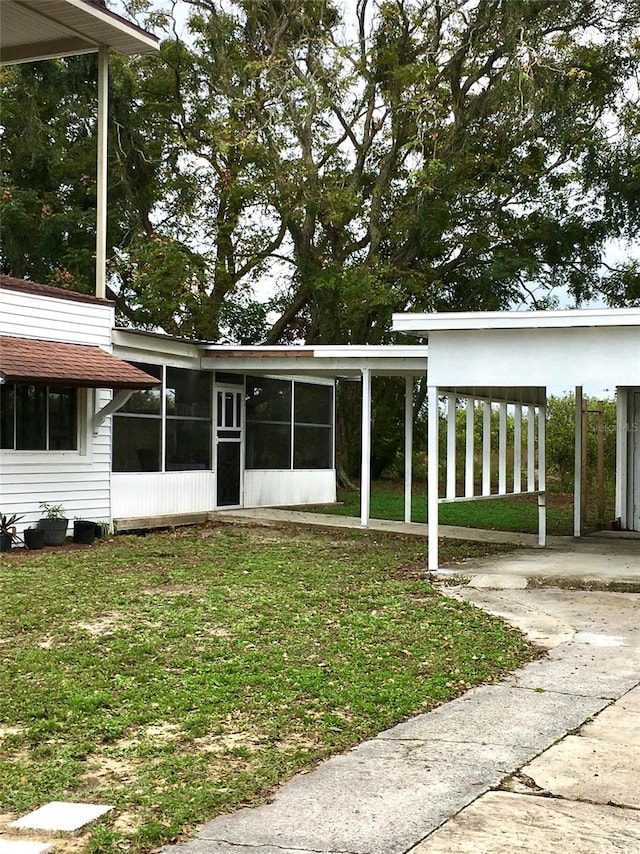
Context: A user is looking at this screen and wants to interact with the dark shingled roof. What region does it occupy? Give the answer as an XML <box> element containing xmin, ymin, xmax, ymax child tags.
<box><xmin>0</xmin><ymin>335</ymin><xmax>160</xmax><ymax>389</ymax></box>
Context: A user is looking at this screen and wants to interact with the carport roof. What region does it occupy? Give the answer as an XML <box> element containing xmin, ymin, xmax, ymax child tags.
<box><xmin>0</xmin><ymin>0</ymin><xmax>159</xmax><ymax>65</ymax></box>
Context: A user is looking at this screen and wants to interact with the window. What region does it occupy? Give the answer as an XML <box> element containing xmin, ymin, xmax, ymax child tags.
<box><xmin>112</xmin><ymin>363</ymin><xmax>162</xmax><ymax>472</ymax></box>
<box><xmin>245</xmin><ymin>376</ymin><xmax>292</xmax><ymax>469</ymax></box>
<box><xmin>165</xmin><ymin>368</ymin><xmax>212</xmax><ymax>470</ymax></box>
<box><xmin>112</xmin><ymin>364</ymin><xmax>213</xmax><ymax>472</ymax></box>
<box><xmin>294</xmin><ymin>383</ymin><xmax>333</xmax><ymax>469</ymax></box>
<box><xmin>0</xmin><ymin>384</ymin><xmax>77</xmax><ymax>451</ymax></box>
<box><xmin>245</xmin><ymin>377</ymin><xmax>334</xmax><ymax>471</ymax></box>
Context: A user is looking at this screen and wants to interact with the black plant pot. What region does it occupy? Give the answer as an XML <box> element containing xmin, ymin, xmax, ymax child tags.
<box><xmin>24</xmin><ymin>528</ymin><xmax>45</xmax><ymax>550</ymax></box>
<box><xmin>37</xmin><ymin>518</ymin><xmax>68</xmax><ymax>546</ymax></box>
<box><xmin>73</xmin><ymin>520</ymin><xmax>96</xmax><ymax>545</ymax></box>
<box><xmin>0</xmin><ymin>533</ymin><xmax>13</xmax><ymax>553</ymax></box>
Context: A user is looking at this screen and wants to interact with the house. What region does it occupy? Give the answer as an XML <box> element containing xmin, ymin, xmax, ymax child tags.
<box><xmin>392</xmin><ymin>308</ymin><xmax>640</xmax><ymax>569</ymax></box>
<box><xmin>0</xmin><ymin>274</ymin><xmax>428</xmax><ymax>534</ymax></box>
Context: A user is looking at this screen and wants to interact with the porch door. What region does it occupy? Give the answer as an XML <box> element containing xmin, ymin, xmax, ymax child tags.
<box><xmin>216</xmin><ymin>388</ymin><xmax>243</xmax><ymax>507</ymax></box>
<box><xmin>630</xmin><ymin>391</ymin><xmax>640</xmax><ymax>530</ymax></box>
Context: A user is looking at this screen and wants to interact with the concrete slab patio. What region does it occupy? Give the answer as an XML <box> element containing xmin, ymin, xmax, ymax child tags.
<box><xmin>163</xmin><ymin>540</ymin><xmax>640</xmax><ymax>854</ymax></box>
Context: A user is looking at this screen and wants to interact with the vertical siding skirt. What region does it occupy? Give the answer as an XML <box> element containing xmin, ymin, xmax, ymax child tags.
<box><xmin>428</xmin><ymin>385</ymin><xmax>439</xmax><ymax>572</ymax></box>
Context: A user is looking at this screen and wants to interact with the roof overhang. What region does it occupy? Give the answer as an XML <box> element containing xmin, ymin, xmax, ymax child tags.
<box><xmin>392</xmin><ymin>307</ymin><xmax>640</xmax><ymax>337</ymax></box>
<box><xmin>111</xmin><ymin>331</ymin><xmax>429</xmax><ymax>378</ymax></box>
<box><xmin>0</xmin><ymin>335</ymin><xmax>161</xmax><ymax>389</ymax></box>
<box><xmin>0</xmin><ymin>0</ymin><xmax>159</xmax><ymax>65</ymax></box>
<box><xmin>199</xmin><ymin>345</ymin><xmax>429</xmax><ymax>378</ymax></box>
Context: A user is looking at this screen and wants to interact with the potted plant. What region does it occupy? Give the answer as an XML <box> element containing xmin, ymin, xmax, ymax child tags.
<box><xmin>0</xmin><ymin>514</ymin><xmax>23</xmax><ymax>552</ymax></box>
<box><xmin>37</xmin><ymin>503</ymin><xmax>68</xmax><ymax>546</ymax></box>
<box><xmin>73</xmin><ymin>518</ymin><xmax>96</xmax><ymax>545</ymax></box>
<box><xmin>24</xmin><ymin>527</ymin><xmax>46</xmax><ymax>550</ymax></box>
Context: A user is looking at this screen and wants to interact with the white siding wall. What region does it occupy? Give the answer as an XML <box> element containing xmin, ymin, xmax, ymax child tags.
<box><xmin>0</xmin><ymin>288</ymin><xmax>115</xmax><ymax>533</ymax></box>
<box><xmin>112</xmin><ymin>471</ymin><xmax>216</xmax><ymax>518</ymax></box>
<box><xmin>244</xmin><ymin>470</ymin><xmax>336</xmax><ymax>508</ymax></box>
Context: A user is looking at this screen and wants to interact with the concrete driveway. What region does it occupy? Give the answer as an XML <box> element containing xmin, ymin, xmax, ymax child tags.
<box><xmin>163</xmin><ymin>538</ymin><xmax>640</xmax><ymax>854</ymax></box>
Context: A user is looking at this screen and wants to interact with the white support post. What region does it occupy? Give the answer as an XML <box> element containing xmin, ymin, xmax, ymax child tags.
<box><xmin>428</xmin><ymin>385</ymin><xmax>440</xmax><ymax>571</ymax></box>
<box><xmin>498</xmin><ymin>402</ymin><xmax>507</xmax><ymax>495</ymax></box>
<box><xmin>574</xmin><ymin>386</ymin><xmax>583</xmax><ymax>537</ymax></box>
<box><xmin>96</xmin><ymin>46</ymin><xmax>109</xmax><ymax>300</ymax></box>
<box><xmin>465</xmin><ymin>397</ymin><xmax>475</xmax><ymax>498</ymax></box>
<box><xmin>527</xmin><ymin>405</ymin><xmax>536</xmax><ymax>492</ymax></box>
<box><xmin>404</xmin><ymin>376</ymin><xmax>414</xmax><ymax>524</ymax></box>
<box><xmin>446</xmin><ymin>394</ymin><xmax>456</xmax><ymax>499</ymax></box>
<box><xmin>360</xmin><ymin>368</ymin><xmax>372</xmax><ymax>528</ymax></box>
<box><xmin>513</xmin><ymin>404</ymin><xmax>522</xmax><ymax>494</ymax></box>
<box><xmin>482</xmin><ymin>401</ymin><xmax>491</xmax><ymax>496</ymax></box>
<box><xmin>616</xmin><ymin>388</ymin><xmax>628</xmax><ymax>529</ymax></box>
<box><xmin>538</xmin><ymin>403</ymin><xmax>547</xmax><ymax>547</ymax></box>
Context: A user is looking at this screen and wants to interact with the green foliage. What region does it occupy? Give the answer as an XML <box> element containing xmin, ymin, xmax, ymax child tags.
<box><xmin>4</xmin><ymin>1</ymin><xmax>640</xmax><ymax>341</ymax></box>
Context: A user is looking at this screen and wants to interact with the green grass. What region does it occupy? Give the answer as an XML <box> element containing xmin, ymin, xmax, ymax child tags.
<box><xmin>0</xmin><ymin>524</ymin><xmax>536</xmax><ymax>853</ymax></box>
<box><xmin>300</xmin><ymin>480</ymin><xmax>608</xmax><ymax>536</ymax></box>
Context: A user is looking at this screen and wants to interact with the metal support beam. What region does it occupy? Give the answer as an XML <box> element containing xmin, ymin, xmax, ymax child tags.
<box><xmin>465</xmin><ymin>397</ymin><xmax>474</xmax><ymax>498</ymax></box>
<box><xmin>616</xmin><ymin>387</ymin><xmax>628</xmax><ymax>529</ymax></box>
<box><xmin>404</xmin><ymin>376</ymin><xmax>414</xmax><ymax>524</ymax></box>
<box><xmin>527</xmin><ymin>405</ymin><xmax>536</xmax><ymax>491</ymax></box>
<box><xmin>513</xmin><ymin>403</ymin><xmax>522</xmax><ymax>494</ymax></box>
<box><xmin>498</xmin><ymin>401</ymin><xmax>507</xmax><ymax>494</ymax></box>
<box><xmin>428</xmin><ymin>385</ymin><xmax>439</xmax><ymax>571</ymax></box>
<box><xmin>482</xmin><ymin>400</ymin><xmax>491</xmax><ymax>495</ymax></box>
<box><xmin>360</xmin><ymin>368</ymin><xmax>372</xmax><ymax>528</ymax></box>
<box><xmin>446</xmin><ymin>394</ymin><xmax>456</xmax><ymax>499</ymax></box>
<box><xmin>96</xmin><ymin>45</ymin><xmax>109</xmax><ymax>300</ymax></box>
<box><xmin>574</xmin><ymin>386</ymin><xmax>583</xmax><ymax>537</ymax></box>
<box><xmin>538</xmin><ymin>403</ymin><xmax>546</xmax><ymax>547</ymax></box>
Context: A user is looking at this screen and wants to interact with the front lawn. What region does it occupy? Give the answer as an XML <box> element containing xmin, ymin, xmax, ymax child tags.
<box><xmin>302</xmin><ymin>481</ymin><xmax>578</xmax><ymax>535</ymax></box>
<box><xmin>0</xmin><ymin>524</ymin><xmax>536</xmax><ymax>854</ymax></box>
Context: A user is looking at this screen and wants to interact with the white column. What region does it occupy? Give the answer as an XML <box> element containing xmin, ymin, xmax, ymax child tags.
<box><xmin>404</xmin><ymin>376</ymin><xmax>414</xmax><ymax>524</ymax></box>
<box><xmin>428</xmin><ymin>385</ymin><xmax>439</xmax><ymax>572</ymax></box>
<box><xmin>96</xmin><ymin>45</ymin><xmax>109</xmax><ymax>300</ymax></box>
<box><xmin>513</xmin><ymin>404</ymin><xmax>522</xmax><ymax>494</ymax></box>
<box><xmin>538</xmin><ymin>403</ymin><xmax>546</xmax><ymax>547</ymax></box>
<box><xmin>527</xmin><ymin>405</ymin><xmax>536</xmax><ymax>491</ymax></box>
<box><xmin>360</xmin><ymin>368</ymin><xmax>372</xmax><ymax>528</ymax></box>
<box><xmin>446</xmin><ymin>394</ymin><xmax>456</xmax><ymax>499</ymax></box>
<box><xmin>574</xmin><ymin>386</ymin><xmax>583</xmax><ymax>537</ymax></box>
<box><xmin>616</xmin><ymin>387</ymin><xmax>628</xmax><ymax>529</ymax></box>
<box><xmin>465</xmin><ymin>397</ymin><xmax>475</xmax><ymax>498</ymax></box>
<box><xmin>482</xmin><ymin>401</ymin><xmax>491</xmax><ymax>496</ymax></box>
<box><xmin>498</xmin><ymin>401</ymin><xmax>507</xmax><ymax>495</ymax></box>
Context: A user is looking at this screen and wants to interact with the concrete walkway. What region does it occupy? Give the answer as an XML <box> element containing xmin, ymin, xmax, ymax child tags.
<box><xmin>164</xmin><ymin>535</ymin><xmax>640</xmax><ymax>854</ymax></box>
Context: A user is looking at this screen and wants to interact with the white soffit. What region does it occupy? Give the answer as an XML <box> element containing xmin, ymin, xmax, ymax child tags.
<box><xmin>0</xmin><ymin>0</ymin><xmax>158</xmax><ymax>65</ymax></box>
<box><xmin>392</xmin><ymin>306</ymin><xmax>640</xmax><ymax>336</ymax></box>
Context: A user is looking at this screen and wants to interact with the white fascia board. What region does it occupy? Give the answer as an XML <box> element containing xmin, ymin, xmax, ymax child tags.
<box><xmin>112</xmin><ymin>329</ymin><xmax>201</xmax><ymax>363</ymax></box>
<box><xmin>392</xmin><ymin>307</ymin><xmax>640</xmax><ymax>335</ymax></box>
<box><xmin>61</xmin><ymin>0</ymin><xmax>159</xmax><ymax>51</ymax></box>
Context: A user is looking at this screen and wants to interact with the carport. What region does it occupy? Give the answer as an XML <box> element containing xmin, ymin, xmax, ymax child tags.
<box><xmin>393</xmin><ymin>307</ymin><xmax>640</xmax><ymax>570</ymax></box>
